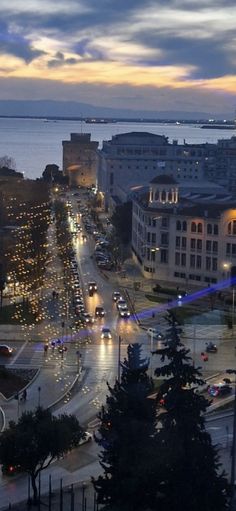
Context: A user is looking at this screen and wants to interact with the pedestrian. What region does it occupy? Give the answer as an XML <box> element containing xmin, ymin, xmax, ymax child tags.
<box><xmin>52</xmin><ymin>290</ymin><xmax>56</xmax><ymax>299</ymax></box>
<box><xmin>51</xmin><ymin>340</ymin><xmax>55</xmax><ymax>351</ymax></box>
<box><xmin>44</xmin><ymin>344</ymin><xmax>48</xmax><ymax>354</ymax></box>
<box><xmin>56</xmin><ymin>292</ymin><xmax>59</xmax><ymax>299</ymax></box>
<box><xmin>152</xmin><ymin>312</ymin><xmax>155</xmax><ymax>319</ymax></box>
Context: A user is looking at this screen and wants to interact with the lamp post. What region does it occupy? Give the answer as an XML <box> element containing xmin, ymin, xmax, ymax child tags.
<box><xmin>226</xmin><ymin>369</ymin><xmax>236</xmax><ymax>509</ymax></box>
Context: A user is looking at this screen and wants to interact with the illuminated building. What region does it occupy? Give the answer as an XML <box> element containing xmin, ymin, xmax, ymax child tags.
<box><xmin>62</xmin><ymin>133</ymin><xmax>98</xmax><ymax>187</ymax></box>
<box><xmin>132</xmin><ymin>175</ymin><xmax>236</xmax><ymax>286</ymax></box>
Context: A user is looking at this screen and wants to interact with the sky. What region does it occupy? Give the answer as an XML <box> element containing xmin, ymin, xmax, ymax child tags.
<box><xmin>0</xmin><ymin>0</ymin><xmax>236</xmax><ymax>114</ymax></box>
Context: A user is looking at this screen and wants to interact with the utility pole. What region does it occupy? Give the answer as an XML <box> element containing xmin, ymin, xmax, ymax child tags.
<box><xmin>118</xmin><ymin>336</ymin><xmax>121</xmax><ymax>383</ymax></box>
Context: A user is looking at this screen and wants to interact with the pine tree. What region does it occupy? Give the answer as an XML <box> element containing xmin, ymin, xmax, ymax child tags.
<box><xmin>153</xmin><ymin>310</ymin><xmax>229</xmax><ymax>511</ymax></box>
<box><xmin>93</xmin><ymin>343</ymin><xmax>160</xmax><ymax>511</ymax></box>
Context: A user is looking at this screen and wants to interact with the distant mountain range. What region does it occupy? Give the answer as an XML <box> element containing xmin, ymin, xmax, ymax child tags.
<box><xmin>0</xmin><ymin>99</ymin><xmax>233</xmax><ymax>121</ymax></box>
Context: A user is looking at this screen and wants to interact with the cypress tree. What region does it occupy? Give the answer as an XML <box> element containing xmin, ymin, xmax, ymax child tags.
<box><xmin>93</xmin><ymin>343</ymin><xmax>160</xmax><ymax>511</ymax></box>
<box><xmin>153</xmin><ymin>311</ymin><xmax>229</xmax><ymax>511</ymax></box>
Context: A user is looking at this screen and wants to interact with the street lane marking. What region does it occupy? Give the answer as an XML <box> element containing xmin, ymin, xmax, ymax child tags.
<box><xmin>10</xmin><ymin>339</ymin><xmax>28</xmax><ymax>365</ymax></box>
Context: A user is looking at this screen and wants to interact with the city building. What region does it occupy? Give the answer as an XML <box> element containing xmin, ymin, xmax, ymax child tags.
<box><xmin>132</xmin><ymin>174</ymin><xmax>236</xmax><ymax>287</ymax></box>
<box><xmin>205</xmin><ymin>136</ymin><xmax>236</xmax><ymax>194</ymax></box>
<box><xmin>97</xmin><ymin>132</ymin><xmax>207</xmax><ymax>209</ymax></box>
<box><xmin>62</xmin><ymin>133</ymin><xmax>98</xmax><ymax>187</ymax></box>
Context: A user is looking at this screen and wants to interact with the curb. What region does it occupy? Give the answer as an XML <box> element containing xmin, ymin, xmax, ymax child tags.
<box><xmin>47</xmin><ymin>369</ymin><xmax>82</xmax><ymax>411</ymax></box>
<box><xmin>0</xmin><ymin>406</ymin><xmax>6</xmax><ymax>433</ymax></box>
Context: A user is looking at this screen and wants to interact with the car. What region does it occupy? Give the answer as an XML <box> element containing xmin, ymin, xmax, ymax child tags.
<box><xmin>0</xmin><ymin>345</ymin><xmax>14</xmax><ymax>356</ymax></box>
<box><xmin>112</xmin><ymin>291</ymin><xmax>121</xmax><ymax>302</ymax></box>
<box><xmin>119</xmin><ymin>306</ymin><xmax>131</xmax><ymax>318</ymax></box>
<box><xmin>80</xmin><ymin>313</ymin><xmax>94</xmax><ymax>324</ymax></box>
<box><xmin>208</xmin><ymin>383</ymin><xmax>232</xmax><ymax>397</ymax></box>
<box><xmin>97</xmin><ymin>261</ymin><xmax>113</xmax><ymax>270</ymax></box>
<box><xmin>95</xmin><ymin>306</ymin><xmax>105</xmax><ymax>318</ymax></box>
<box><xmin>58</xmin><ymin>345</ymin><xmax>68</xmax><ymax>354</ymax></box>
<box><xmin>101</xmin><ymin>327</ymin><xmax>112</xmax><ymax>339</ymax></box>
<box><xmin>79</xmin><ymin>431</ymin><xmax>93</xmax><ymax>446</ymax></box>
<box><xmin>88</xmin><ymin>281</ymin><xmax>97</xmax><ymax>292</ymax></box>
<box><xmin>116</xmin><ymin>299</ymin><xmax>127</xmax><ymax>311</ymax></box>
<box><xmin>206</xmin><ymin>342</ymin><xmax>218</xmax><ymax>353</ymax></box>
<box><xmin>2</xmin><ymin>464</ymin><xmax>22</xmax><ymax>476</ymax></box>
<box><xmin>147</xmin><ymin>328</ymin><xmax>163</xmax><ymax>340</ymax></box>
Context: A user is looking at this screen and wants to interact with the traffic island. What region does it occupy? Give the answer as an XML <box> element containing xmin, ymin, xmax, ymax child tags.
<box><xmin>0</xmin><ymin>367</ymin><xmax>38</xmax><ymax>400</ymax></box>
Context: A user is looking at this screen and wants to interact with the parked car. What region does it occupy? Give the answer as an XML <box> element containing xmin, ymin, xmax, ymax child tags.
<box><xmin>79</xmin><ymin>431</ymin><xmax>93</xmax><ymax>446</ymax></box>
<box><xmin>208</xmin><ymin>383</ymin><xmax>232</xmax><ymax>397</ymax></box>
<box><xmin>147</xmin><ymin>328</ymin><xmax>163</xmax><ymax>340</ymax></box>
<box><xmin>0</xmin><ymin>345</ymin><xmax>14</xmax><ymax>356</ymax></box>
<box><xmin>206</xmin><ymin>342</ymin><xmax>217</xmax><ymax>353</ymax></box>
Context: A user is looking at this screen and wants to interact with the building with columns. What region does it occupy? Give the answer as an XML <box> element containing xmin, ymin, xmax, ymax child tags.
<box><xmin>132</xmin><ymin>174</ymin><xmax>236</xmax><ymax>287</ymax></box>
<box><xmin>62</xmin><ymin>133</ymin><xmax>98</xmax><ymax>187</ymax></box>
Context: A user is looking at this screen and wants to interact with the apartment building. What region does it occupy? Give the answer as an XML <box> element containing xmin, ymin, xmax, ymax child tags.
<box><xmin>132</xmin><ymin>174</ymin><xmax>236</xmax><ymax>286</ymax></box>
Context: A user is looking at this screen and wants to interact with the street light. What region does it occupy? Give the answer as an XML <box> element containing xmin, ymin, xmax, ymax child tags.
<box><xmin>226</xmin><ymin>368</ymin><xmax>236</xmax><ymax>509</ymax></box>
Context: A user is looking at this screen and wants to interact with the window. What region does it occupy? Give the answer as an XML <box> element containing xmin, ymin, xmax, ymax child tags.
<box><xmin>161</xmin><ymin>249</ymin><xmax>168</xmax><ymax>263</ymax></box>
<box><xmin>151</xmin><ymin>233</ymin><xmax>156</xmax><ymax>243</ymax></box>
<box><xmin>191</xmin><ymin>222</ymin><xmax>196</xmax><ymax>233</ymax></box>
<box><xmin>226</xmin><ymin>243</ymin><xmax>231</xmax><ymax>255</ymax></box>
<box><xmin>176</xmin><ymin>236</ymin><xmax>180</xmax><ymax>248</ymax></box>
<box><xmin>207</xmin><ymin>223</ymin><xmax>212</xmax><ymax>235</ymax></box>
<box><xmin>161</xmin><ymin>232</ymin><xmax>169</xmax><ymax>245</ymax></box>
<box><xmin>110</xmin><ymin>172</ymin><xmax>114</xmax><ymax>185</ymax></box>
<box><xmin>182</xmin><ymin>221</ymin><xmax>187</xmax><ymax>231</ymax></box>
<box><xmin>176</xmin><ymin>220</ymin><xmax>181</xmax><ymax>231</ymax></box>
<box><xmin>147</xmin><ymin>232</ymin><xmax>151</xmax><ymax>243</ymax></box>
<box><xmin>190</xmin><ymin>254</ymin><xmax>195</xmax><ymax>268</ymax></box>
<box><xmin>197</xmin><ymin>239</ymin><xmax>202</xmax><ymax>251</ymax></box>
<box><xmin>161</xmin><ymin>190</ymin><xmax>166</xmax><ymax>201</ymax></box>
<box><xmin>197</xmin><ymin>223</ymin><xmax>202</xmax><ymax>233</ymax></box>
<box><xmin>206</xmin><ymin>257</ymin><xmax>211</xmax><ymax>271</ymax></box>
<box><xmin>213</xmin><ymin>224</ymin><xmax>218</xmax><ymax>235</ymax></box>
<box><xmin>212</xmin><ymin>258</ymin><xmax>218</xmax><ymax>271</ymax></box>
<box><xmin>182</xmin><ymin>237</ymin><xmax>187</xmax><ymax>249</ymax></box>
<box><xmin>228</xmin><ymin>221</ymin><xmax>236</xmax><ymax>235</ymax></box>
<box><xmin>206</xmin><ymin>240</ymin><xmax>211</xmax><ymax>252</ymax></box>
<box><xmin>191</xmin><ymin>238</ymin><xmax>196</xmax><ymax>250</ymax></box>
<box><xmin>161</xmin><ymin>217</ymin><xmax>169</xmax><ymax>228</ymax></box>
<box><xmin>175</xmin><ymin>252</ymin><xmax>180</xmax><ymax>265</ymax></box>
<box><xmin>196</xmin><ymin>255</ymin><xmax>202</xmax><ymax>269</ymax></box>
<box><xmin>232</xmin><ymin>244</ymin><xmax>236</xmax><ymax>255</ymax></box>
<box><xmin>181</xmin><ymin>253</ymin><xmax>186</xmax><ymax>266</ymax></box>
<box><xmin>212</xmin><ymin>241</ymin><xmax>218</xmax><ymax>253</ymax></box>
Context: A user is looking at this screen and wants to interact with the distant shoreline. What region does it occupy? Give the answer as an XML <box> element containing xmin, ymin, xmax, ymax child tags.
<box><xmin>0</xmin><ymin>115</ymin><xmax>234</xmax><ymax>125</ymax></box>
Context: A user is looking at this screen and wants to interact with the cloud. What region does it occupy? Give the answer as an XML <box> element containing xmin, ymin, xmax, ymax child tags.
<box><xmin>47</xmin><ymin>52</ymin><xmax>78</xmax><ymax>68</ymax></box>
<box><xmin>0</xmin><ymin>20</ymin><xmax>44</xmax><ymax>62</ymax></box>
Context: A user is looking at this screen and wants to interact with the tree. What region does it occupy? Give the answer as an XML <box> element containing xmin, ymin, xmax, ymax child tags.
<box><xmin>153</xmin><ymin>311</ymin><xmax>229</xmax><ymax>511</ymax></box>
<box><xmin>111</xmin><ymin>201</ymin><xmax>132</xmax><ymax>245</ymax></box>
<box><xmin>93</xmin><ymin>343</ymin><xmax>159</xmax><ymax>511</ymax></box>
<box><xmin>0</xmin><ymin>155</ymin><xmax>16</xmax><ymax>170</ymax></box>
<box><xmin>0</xmin><ymin>407</ymin><xmax>83</xmax><ymax>503</ymax></box>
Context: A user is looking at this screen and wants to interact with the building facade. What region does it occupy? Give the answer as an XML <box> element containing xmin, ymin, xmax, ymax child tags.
<box><xmin>62</xmin><ymin>133</ymin><xmax>98</xmax><ymax>187</ymax></box>
<box><xmin>97</xmin><ymin>132</ymin><xmax>207</xmax><ymax>209</ymax></box>
<box><xmin>132</xmin><ymin>175</ymin><xmax>236</xmax><ymax>287</ymax></box>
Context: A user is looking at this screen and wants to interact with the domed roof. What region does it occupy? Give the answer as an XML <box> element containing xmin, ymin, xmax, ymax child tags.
<box><xmin>150</xmin><ymin>175</ymin><xmax>177</xmax><ymax>185</ymax></box>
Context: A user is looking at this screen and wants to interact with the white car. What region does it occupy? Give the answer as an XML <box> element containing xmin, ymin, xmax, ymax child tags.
<box><xmin>79</xmin><ymin>431</ymin><xmax>93</xmax><ymax>446</ymax></box>
<box><xmin>147</xmin><ymin>328</ymin><xmax>163</xmax><ymax>340</ymax></box>
<box><xmin>116</xmin><ymin>299</ymin><xmax>127</xmax><ymax>311</ymax></box>
<box><xmin>101</xmin><ymin>327</ymin><xmax>112</xmax><ymax>339</ymax></box>
<box><xmin>119</xmin><ymin>306</ymin><xmax>130</xmax><ymax>318</ymax></box>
